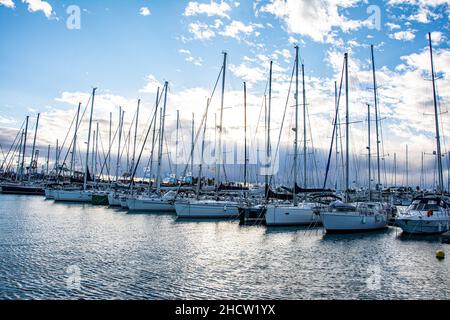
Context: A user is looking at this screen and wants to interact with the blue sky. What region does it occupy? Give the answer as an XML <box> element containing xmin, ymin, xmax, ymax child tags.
<box><xmin>0</xmin><ymin>0</ymin><xmax>449</xmax><ymax>187</ymax></box>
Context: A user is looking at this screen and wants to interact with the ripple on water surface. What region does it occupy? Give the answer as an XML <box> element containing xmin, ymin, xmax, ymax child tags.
<box><xmin>0</xmin><ymin>195</ymin><xmax>449</xmax><ymax>299</ymax></box>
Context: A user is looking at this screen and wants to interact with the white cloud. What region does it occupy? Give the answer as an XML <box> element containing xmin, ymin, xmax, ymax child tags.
<box><xmin>178</xmin><ymin>49</ymin><xmax>191</xmax><ymax>55</ymax></box>
<box><xmin>229</xmin><ymin>63</ymin><xmax>266</xmax><ymax>85</ymax></box>
<box><xmin>179</xmin><ymin>49</ymin><xmax>203</xmax><ymax>66</ymax></box>
<box><xmin>219</xmin><ymin>20</ymin><xmax>261</xmax><ymax>40</ymax></box>
<box><xmin>321</xmin><ymin>45</ymin><xmax>450</xmax><ymax>175</ymax></box>
<box><xmin>429</xmin><ymin>31</ymin><xmax>445</xmax><ymax>45</ymax></box>
<box><xmin>385</xmin><ymin>22</ymin><xmax>401</xmax><ymax>30</ymax></box>
<box><xmin>212</xmin><ymin>18</ymin><xmax>223</xmax><ymax>29</ymax></box>
<box><xmin>186</xmin><ymin>56</ymin><xmax>203</xmax><ymax>66</ymax></box>
<box><xmin>188</xmin><ymin>22</ymin><xmax>216</xmax><ymax>40</ymax></box>
<box><xmin>287</xmin><ymin>36</ymin><xmax>298</xmax><ymax>44</ymax></box>
<box><xmin>281</xmin><ymin>49</ymin><xmax>291</xmax><ymax>60</ymax></box>
<box><xmin>408</xmin><ymin>6</ymin><xmax>441</xmax><ymax>23</ymax></box>
<box><xmin>22</xmin><ymin>0</ymin><xmax>53</xmax><ymax>19</ymax></box>
<box><xmin>347</xmin><ymin>40</ymin><xmax>361</xmax><ymax>47</ymax></box>
<box><xmin>0</xmin><ymin>0</ymin><xmax>15</xmax><ymax>8</ymax></box>
<box><xmin>184</xmin><ymin>1</ymin><xmax>232</xmax><ymax>19</ymax></box>
<box><xmin>387</xmin><ymin>0</ymin><xmax>447</xmax><ymax>24</ymax></box>
<box><xmin>256</xmin><ymin>53</ymin><xmax>270</xmax><ymax>63</ymax></box>
<box><xmin>139</xmin><ymin>7</ymin><xmax>151</xmax><ymax>16</ymax></box>
<box><xmin>387</xmin><ymin>0</ymin><xmax>449</xmax><ymax>6</ymax></box>
<box><xmin>0</xmin><ymin>115</ymin><xmax>16</xmax><ymax>125</ymax></box>
<box><xmin>259</xmin><ymin>0</ymin><xmax>368</xmax><ymax>43</ymax></box>
<box><xmin>389</xmin><ymin>30</ymin><xmax>416</xmax><ymax>41</ymax></box>
<box><xmin>139</xmin><ymin>75</ymin><xmax>163</xmax><ymax>94</ymax></box>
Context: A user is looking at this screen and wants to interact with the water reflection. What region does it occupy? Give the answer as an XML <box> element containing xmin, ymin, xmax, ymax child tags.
<box><xmin>0</xmin><ymin>195</ymin><xmax>449</xmax><ymax>300</ymax></box>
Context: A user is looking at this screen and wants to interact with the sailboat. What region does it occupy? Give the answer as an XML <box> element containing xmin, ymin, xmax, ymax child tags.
<box><xmin>108</xmin><ymin>106</ymin><xmax>125</xmax><ymax>207</ymax></box>
<box><xmin>0</xmin><ymin>114</ymin><xmax>46</xmax><ymax>195</ymax></box>
<box><xmin>320</xmin><ymin>51</ymin><xmax>388</xmax><ymax>233</ymax></box>
<box><xmin>396</xmin><ymin>32</ymin><xmax>450</xmax><ymax>234</ymax></box>
<box><xmin>54</xmin><ymin>88</ymin><xmax>97</xmax><ymax>203</ymax></box>
<box><xmin>175</xmin><ymin>52</ymin><xmax>241</xmax><ymax>219</ymax></box>
<box><xmin>265</xmin><ymin>46</ymin><xmax>321</xmax><ymax>226</ymax></box>
<box><xmin>126</xmin><ymin>81</ymin><xmax>176</xmax><ymax>213</ymax></box>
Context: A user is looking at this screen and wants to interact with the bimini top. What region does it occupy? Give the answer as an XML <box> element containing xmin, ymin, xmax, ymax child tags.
<box><xmin>410</xmin><ymin>196</ymin><xmax>448</xmax><ymax>210</ymax></box>
<box><xmin>329</xmin><ymin>200</ymin><xmax>357</xmax><ymax>212</ymax></box>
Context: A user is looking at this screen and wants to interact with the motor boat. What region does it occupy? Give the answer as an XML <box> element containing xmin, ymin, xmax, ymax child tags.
<box><xmin>396</xmin><ymin>196</ymin><xmax>450</xmax><ymax>234</ymax></box>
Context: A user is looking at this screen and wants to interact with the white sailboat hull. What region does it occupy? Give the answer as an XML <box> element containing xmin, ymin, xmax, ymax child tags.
<box><xmin>321</xmin><ymin>211</ymin><xmax>388</xmax><ymax>233</ymax></box>
<box><xmin>53</xmin><ymin>190</ymin><xmax>92</xmax><ymax>203</ymax></box>
<box><xmin>175</xmin><ymin>200</ymin><xmax>240</xmax><ymax>218</ymax></box>
<box><xmin>127</xmin><ymin>198</ymin><xmax>175</xmax><ymax>212</ymax></box>
<box><xmin>107</xmin><ymin>193</ymin><xmax>121</xmax><ymax>206</ymax></box>
<box><xmin>265</xmin><ymin>204</ymin><xmax>320</xmax><ymax>226</ymax></box>
<box><xmin>120</xmin><ymin>197</ymin><xmax>129</xmax><ymax>209</ymax></box>
<box><xmin>45</xmin><ymin>189</ymin><xmax>55</xmax><ymax>200</ymax></box>
<box><xmin>396</xmin><ymin>218</ymin><xmax>450</xmax><ymax>234</ymax></box>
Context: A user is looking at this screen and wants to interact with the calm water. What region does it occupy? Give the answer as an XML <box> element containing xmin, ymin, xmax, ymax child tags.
<box><xmin>0</xmin><ymin>194</ymin><xmax>449</xmax><ymax>300</ymax></box>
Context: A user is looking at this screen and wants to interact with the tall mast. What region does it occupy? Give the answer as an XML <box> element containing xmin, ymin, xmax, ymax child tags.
<box><xmin>244</xmin><ymin>82</ymin><xmax>248</xmax><ymax>188</ymax></box>
<box><xmin>214</xmin><ymin>113</ymin><xmax>217</xmax><ymax>183</ymax></box>
<box><xmin>344</xmin><ymin>53</ymin><xmax>350</xmax><ymax>201</ymax></box>
<box><xmin>216</xmin><ymin>52</ymin><xmax>227</xmax><ymax>190</ymax></box>
<box><xmin>196</xmin><ymin>99</ymin><xmax>209</xmax><ymax>199</ymax></box>
<box><xmin>428</xmin><ymin>32</ymin><xmax>444</xmax><ymax>193</ymax></box>
<box><xmin>149</xmin><ymin>88</ymin><xmax>159</xmax><ymax>191</ymax></box>
<box><xmin>94</xmin><ymin>122</ymin><xmax>99</xmax><ymax>183</ymax></box>
<box><xmin>335</xmin><ymin>81</ymin><xmax>338</xmax><ymax>190</ymax></box>
<box><xmin>16</xmin><ymin>130</ymin><xmax>23</xmax><ymax>181</ymax></box>
<box><xmin>191</xmin><ymin>113</ymin><xmax>195</xmax><ymax>178</ymax></box>
<box><xmin>191</xmin><ymin>113</ymin><xmax>195</xmax><ymax>176</ymax></box>
<box><xmin>448</xmin><ymin>151</ymin><xmax>450</xmax><ymax>192</ymax></box>
<box><xmin>20</xmin><ymin>116</ymin><xmax>29</xmax><ymax>182</ymax></box>
<box><xmin>367</xmin><ymin>104</ymin><xmax>372</xmax><ymax>201</ymax></box>
<box><xmin>265</xmin><ymin>61</ymin><xmax>273</xmax><ymax>199</ymax></box>
<box><xmin>156</xmin><ymin>81</ymin><xmax>169</xmax><ymax>195</ymax></box>
<box><xmin>175</xmin><ymin>109</ymin><xmax>180</xmax><ymax>178</ymax></box>
<box><xmin>371</xmin><ymin>45</ymin><xmax>381</xmax><ymax>191</ymax></box>
<box><xmin>71</xmin><ymin>103</ymin><xmax>81</xmax><ymax>177</ymax></box>
<box><xmin>91</xmin><ymin>129</ymin><xmax>95</xmax><ymax>182</ymax></box>
<box><xmin>46</xmin><ymin>144</ymin><xmax>50</xmax><ymax>176</ymax></box>
<box><xmin>293</xmin><ymin>47</ymin><xmax>299</xmax><ymax>206</ymax></box>
<box><xmin>108</xmin><ymin>111</ymin><xmax>112</xmax><ymax>181</ymax></box>
<box><xmin>405</xmin><ymin>144</ymin><xmax>409</xmax><ymax>188</ymax></box>
<box><xmin>83</xmin><ymin>87</ymin><xmax>96</xmax><ymax>191</ymax></box>
<box><xmin>28</xmin><ymin>113</ymin><xmax>40</xmax><ymax>180</ymax></box>
<box><xmin>131</xmin><ymin>99</ymin><xmax>140</xmax><ymax>182</ymax></box>
<box><xmin>302</xmin><ymin>62</ymin><xmax>307</xmax><ymax>189</ymax></box>
<box><xmin>55</xmin><ymin>139</ymin><xmax>59</xmax><ymax>179</ymax></box>
<box><xmin>421</xmin><ymin>151</ymin><xmax>424</xmax><ymax>189</ymax></box>
<box><xmin>393</xmin><ymin>152</ymin><xmax>397</xmax><ymax>187</ymax></box>
<box><xmin>126</xmin><ymin>121</ymin><xmax>131</xmax><ymax>176</ymax></box>
<box><xmin>116</xmin><ymin>107</ymin><xmax>123</xmax><ymax>183</ymax></box>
